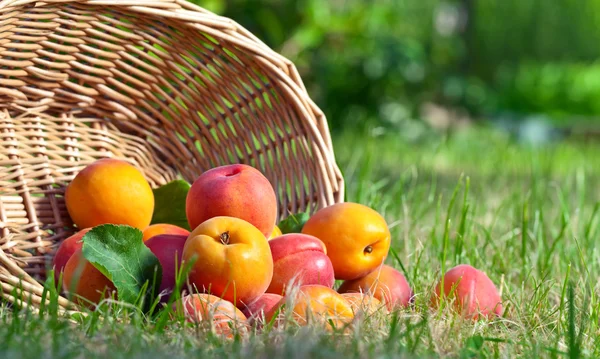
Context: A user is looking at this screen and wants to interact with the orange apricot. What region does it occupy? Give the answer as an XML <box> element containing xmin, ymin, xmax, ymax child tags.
<box><xmin>182</xmin><ymin>216</ymin><xmax>273</xmax><ymax>306</ymax></box>
<box><xmin>266</xmin><ymin>285</ymin><xmax>354</xmax><ymax>329</ymax></box>
<box><xmin>302</xmin><ymin>202</ymin><xmax>391</xmax><ymax>280</ymax></box>
<box><xmin>65</xmin><ymin>158</ymin><xmax>154</xmax><ymax>230</ymax></box>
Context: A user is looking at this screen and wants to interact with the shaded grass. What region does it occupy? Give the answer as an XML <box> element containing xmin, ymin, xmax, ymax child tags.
<box><xmin>2</xmin><ymin>126</ymin><xmax>600</xmax><ymax>358</ymax></box>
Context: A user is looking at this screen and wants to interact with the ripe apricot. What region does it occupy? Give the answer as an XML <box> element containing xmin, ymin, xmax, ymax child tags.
<box><xmin>186</xmin><ymin>164</ymin><xmax>277</xmax><ymax>237</ymax></box>
<box><xmin>174</xmin><ymin>293</ymin><xmax>247</xmax><ymax>337</ymax></box>
<box><xmin>302</xmin><ymin>202</ymin><xmax>391</xmax><ymax>280</ymax></box>
<box><xmin>65</xmin><ymin>158</ymin><xmax>154</xmax><ymax>230</ymax></box>
<box><xmin>266</xmin><ymin>234</ymin><xmax>334</xmax><ymax>295</ymax></box>
<box><xmin>182</xmin><ymin>216</ymin><xmax>273</xmax><ymax>306</ymax></box>
<box><xmin>338</xmin><ymin>264</ymin><xmax>412</xmax><ymax>310</ymax></box>
<box><xmin>52</xmin><ymin>228</ymin><xmax>90</xmax><ymax>282</ymax></box>
<box><xmin>432</xmin><ymin>264</ymin><xmax>502</xmax><ymax>319</ymax></box>
<box><xmin>341</xmin><ymin>293</ymin><xmax>384</xmax><ymax>315</ymax></box>
<box><xmin>142</xmin><ymin>223</ymin><xmax>190</xmax><ymax>242</ymax></box>
<box><xmin>266</xmin><ymin>285</ymin><xmax>354</xmax><ymax>329</ymax></box>
<box><xmin>63</xmin><ymin>249</ymin><xmax>115</xmax><ymax>307</ymax></box>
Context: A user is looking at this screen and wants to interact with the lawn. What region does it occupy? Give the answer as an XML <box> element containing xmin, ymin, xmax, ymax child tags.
<box><xmin>1</xmin><ymin>126</ymin><xmax>599</xmax><ymax>358</ymax></box>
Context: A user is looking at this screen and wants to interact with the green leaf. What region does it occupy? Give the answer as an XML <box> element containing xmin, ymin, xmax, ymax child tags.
<box><xmin>278</xmin><ymin>212</ymin><xmax>311</xmax><ymax>234</ymax></box>
<box><xmin>151</xmin><ymin>180</ymin><xmax>191</xmax><ymax>230</ymax></box>
<box><xmin>81</xmin><ymin>224</ymin><xmax>162</xmax><ymax>306</ymax></box>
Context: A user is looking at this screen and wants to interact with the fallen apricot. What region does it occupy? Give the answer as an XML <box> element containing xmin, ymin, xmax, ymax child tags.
<box><xmin>183</xmin><ymin>216</ymin><xmax>273</xmax><ymax>306</ymax></box>
<box><xmin>302</xmin><ymin>202</ymin><xmax>391</xmax><ymax>280</ymax></box>
<box><xmin>186</xmin><ymin>164</ymin><xmax>277</xmax><ymax>237</ymax></box>
<box><xmin>52</xmin><ymin>228</ymin><xmax>90</xmax><ymax>282</ymax></box>
<box><xmin>432</xmin><ymin>264</ymin><xmax>502</xmax><ymax>319</ymax></box>
<box><xmin>173</xmin><ymin>293</ymin><xmax>247</xmax><ymax>337</ymax></box>
<box><xmin>63</xmin><ymin>249</ymin><xmax>115</xmax><ymax>307</ymax></box>
<box><xmin>338</xmin><ymin>264</ymin><xmax>412</xmax><ymax>310</ymax></box>
<box><xmin>65</xmin><ymin>158</ymin><xmax>154</xmax><ymax>230</ymax></box>
<box><xmin>266</xmin><ymin>285</ymin><xmax>354</xmax><ymax>329</ymax></box>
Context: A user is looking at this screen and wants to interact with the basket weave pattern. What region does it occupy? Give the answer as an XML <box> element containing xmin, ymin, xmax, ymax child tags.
<box><xmin>0</xmin><ymin>0</ymin><xmax>343</xmax><ymax>308</ymax></box>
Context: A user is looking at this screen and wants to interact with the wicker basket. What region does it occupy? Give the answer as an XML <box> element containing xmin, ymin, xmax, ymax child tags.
<box><xmin>0</xmin><ymin>0</ymin><xmax>343</xmax><ymax>311</ymax></box>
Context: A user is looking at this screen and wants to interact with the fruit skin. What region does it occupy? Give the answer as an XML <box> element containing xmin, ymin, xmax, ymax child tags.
<box><xmin>182</xmin><ymin>216</ymin><xmax>273</xmax><ymax>306</ymax></box>
<box><xmin>341</xmin><ymin>293</ymin><xmax>384</xmax><ymax>315</ymax></box>
<box><xmin>144</xmin><ymin>234</ymin><xmax>187</xmax><ymax>298</ymax></box>
<box><xmin>266</xmin><ymin>234</ymin><xmax>334</xmax><ymax>295</ymax></box>
<box><xmin>266</xmin><ymin>285</ymin><xmax>354</xmax><ymax>329</ymax></box>
<box><xmin>174</xmin><ymin>293</ymin><xmax>247</xmax><ymax>337</ymax></box>
<box><xmin>142</xmin><ymin>224</ymin><xmax>190</xmax><ymax>242</ymax></box>
<box><xmin>268</xmin><ymin>225</ymin><xmax>282</xmax><ymax>240</ymax></box>
<box><xmin>63</xmin><ymin>249</ymin><xmax>115</xmax><ymax>306</ymax></box>
<box><xmin>240</xmin><ymin>293</ymin><xmax>282</xmax><ymax>325</ymax></box>
<box><xmin>432</xmin><ymin>264</ymin><xmax>503</xmax><ymax>319</ymax></box>
<box><xmin>338</xmin><ymin>264</ymin><xmax>412</xmax><ymax>310</ymax></box>
<box><xmin>52</xmin><ymin>228</ymin><xmax>91</xmax><ymax>282</ymax></box>
<box><xmin>301</xmin><ymin>202</ymin><xmax>391</xmax><ymax>280</ymax></box>
<box><xmin>186</xmin><ymin>164</ymin><xmax>277</xmax><ymax>237</ymax></box>
<box><xmin>65</xmin><ymin>158</ymin><xmax>154</xmax><ymax>230</ymax></box>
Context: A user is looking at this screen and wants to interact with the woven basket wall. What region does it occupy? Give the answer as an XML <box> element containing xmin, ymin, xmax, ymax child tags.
<box><xmin>0</xmin><ymin>0</ymin><xmax>343</xmax><ymax>310</ymax></box>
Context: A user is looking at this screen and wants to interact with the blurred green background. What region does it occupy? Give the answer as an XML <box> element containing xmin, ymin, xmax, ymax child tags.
<box><xmin>197</xmin><ymin>0</ymin><xmax>600</xmax><ymax>141</ymax></box>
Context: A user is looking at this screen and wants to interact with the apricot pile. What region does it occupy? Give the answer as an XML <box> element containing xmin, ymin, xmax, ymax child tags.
<box><xmin>53</xmin><ymin>159</ymin><xmax>503</xmax><ymax>336</ymax></box>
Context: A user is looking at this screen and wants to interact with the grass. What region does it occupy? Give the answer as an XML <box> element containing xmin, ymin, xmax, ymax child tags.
<box><xmin>2</xmin><ymin>125</ymin><xmax>600</xmax><ymax>358</ymax></box>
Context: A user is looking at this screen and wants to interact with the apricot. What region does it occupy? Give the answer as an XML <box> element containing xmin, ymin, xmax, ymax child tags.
<box><xmin>182</xmin><ymin>216</ymin><xmax>273</xmax><ymax>306</ymax></box>
<box><xmin>301</xmin><ymin>202</ymin><xmax>391</xmax><ymax>280</ymax></box>
<box><xmin>341</xmin><ymin>293</ymin><xmax>384</xmax><ymax>315</ymax></box>
<box><xmin>432</xmin><ymin>264</ymin><xmax>502</xmax><ymax>319</ymax></box>
<box><xmin>338</xmin><ymin>264</ymin><xmax>412</xmax><ymax>310</ymax></box>
<box><xmin>266</xmin><ymin>285</ymin><xmax>354</xmax><ymax>329</ymax></box>
<box><xmin>52</xmin><ymin>228</ymin><xmax>90</xmax><ymax>282</ymax></box>
<box><xmin>142</xmin><ymin>224</ymin><xmax>190</xmax><ymax>242</ymax></box>
<box><xmin>268</xmin><ymin>225</ymin><xmax>282</xmax><ymax>240</ymax></box>
<box><xmin>266</xmin><ymin>234</ymin><xmax>334</xmax><ymax>295</ymax></box>
<box><xmin>65</xmin><ymin>158</ymin><xmax>154</xmax><ymax>230</ymax></box>
<box><xmin>240</xmin><ymin>293</ymin><xmax>282</xmax><ymax>325</ymax></box>
<box><xmin>174</xmin><ymin>293</ymin><xmax>247</xmax><ymax>337</ymax></box>
<box><xmin>186</xmin><ymin>164</ymin><xmax>277</xmax><ymax>237</ymax></box>
<box><xmin>63</xmin><ymin>249</ymin><xmax>115</xmax><ymax>307</ymax></box>
<box><xmin>144</xmin><ymin>234</ymin><xmax>187</xmax><ymax>298</ymax></box>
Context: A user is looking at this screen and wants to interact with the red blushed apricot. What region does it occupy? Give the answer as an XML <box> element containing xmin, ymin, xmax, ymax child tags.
<box><xmin>63</xmin><ymin>249</ymin><xmax>115</xmax><ymax>307</ymax></box>
<box><xmin>432</xmin><ymin>264</ymin><xmax>502</xmax><ymax>319</ymax></box>
<box><xmin>52</xmin><ymin>228</ymin><xmax>91</xmax><ymax>283</ymax></box>
<box><xmin>173</xmin><ymin>293</ymin><xmax>247</xmax><ymax>337</ymax></box>
<box><xmin>338</xmin><ymin>264</ymin><xmax>412</xmax><ymax>310</ymax></box>
<box><xmin>240</xmin><ymin>293</ymin><xmax>282</xmax><ymax>326</ymax></box>
<box><xmin>185</xmin><ymin>164</ymin><xmax>277</xmax><ymax>237</ymax></box>
<box><xmin>142</xmin><ymin>224</ymin><xmax>190</xmax><ymax>242</ymax></box>
<box><xmin>266</xmin><ymin>234</ymin><xmax>335</xmax><ymax>295</ymax></box>
<box><xmin>144</xmin><ymin>234</ymin><xmax>187</xmax><ymax>299</ymax></box>
<box><xmin>266</xmin><ymin>285</ymin><xmax>354</xmax><ymax>330</ymax></box>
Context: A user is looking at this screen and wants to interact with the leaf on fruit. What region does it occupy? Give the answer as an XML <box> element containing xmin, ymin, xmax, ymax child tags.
<box><xmin>151</xmin><ymin>179</ymin><xmax>191</xmax><ymax>230</ymax></box>
<box><xmin>81</xmin><ymin>224</ymin><xmax>162</xmax><ymax>306</ymax></box>
<box><xmin>278</xmin><ymin>212</ymin><xmax>311</xmax><ymax>234</ymax></box>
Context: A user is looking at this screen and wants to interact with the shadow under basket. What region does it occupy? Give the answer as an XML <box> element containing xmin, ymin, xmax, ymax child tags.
<box><xmin>0</xmin><ymin>0</ymin><xmax>343</xmax><ymax>312</ymax></box>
